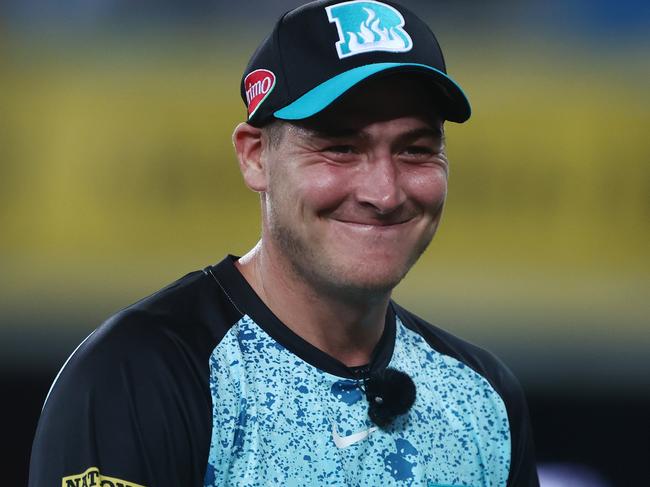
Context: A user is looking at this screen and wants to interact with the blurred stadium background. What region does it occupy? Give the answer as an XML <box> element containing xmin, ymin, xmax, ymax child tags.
<box><xmin>2</xmin><ymin>0</ymin><xmax>648</xmax><ymax>485</ymax></box>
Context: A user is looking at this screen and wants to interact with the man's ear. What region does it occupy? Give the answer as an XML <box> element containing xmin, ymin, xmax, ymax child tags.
<box><xmin>232</xmin><ymin>122</ymin><xmax>268</xmax><ymax>192</ymax></box>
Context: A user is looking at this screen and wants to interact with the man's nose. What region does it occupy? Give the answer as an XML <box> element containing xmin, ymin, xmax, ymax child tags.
<box><xmin>354</xmin><ymin>153</ymin><xmax>406</xmax><ymax>213</ymax></box>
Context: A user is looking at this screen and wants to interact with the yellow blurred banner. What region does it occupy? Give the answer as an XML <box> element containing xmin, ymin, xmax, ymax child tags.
<box><xmin>1</xmin><ymin>39</ymin><xmax>648</xmax><ymax>333</ymax></box>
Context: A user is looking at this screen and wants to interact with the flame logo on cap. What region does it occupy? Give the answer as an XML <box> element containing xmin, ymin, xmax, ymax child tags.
<box><xmin>326</xmin><ymin>1</ymin><xmax>413</xmax><ymax>59</ymax></box>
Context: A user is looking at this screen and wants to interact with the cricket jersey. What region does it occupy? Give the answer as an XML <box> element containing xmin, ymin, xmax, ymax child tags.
<box><xmin>29</xmin><ymin>255</ymin><xmax>539</xmax><ymax>486</ymax></box>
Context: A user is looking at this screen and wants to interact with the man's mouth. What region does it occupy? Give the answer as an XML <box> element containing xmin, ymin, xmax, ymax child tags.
<box><xmin>331</xmin><ymin>217</ymin><xmax>414</xmax><ymax>228</ymax></box>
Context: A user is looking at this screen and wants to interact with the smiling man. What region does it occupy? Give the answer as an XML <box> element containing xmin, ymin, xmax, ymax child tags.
<box><xmin>30</xmin><ymin>1</ymin><xmax>539</xmax><ymax>486</ymax></box>
<box><xmin>234</xmin><ymin>76</ymin><xmax>450</xmax><ymax>368</ymax></box>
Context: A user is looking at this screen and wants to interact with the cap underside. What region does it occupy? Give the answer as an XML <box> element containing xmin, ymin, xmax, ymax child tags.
<box><xmin>273</xmin><ymin>62</ymin><xmax>471</xmax><ymax>123</ymax></box>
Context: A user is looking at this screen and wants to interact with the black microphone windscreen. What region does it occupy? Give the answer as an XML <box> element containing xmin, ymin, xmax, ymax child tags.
<box><xmin>365</xmin><ymin>368</ymin><xmax>416</xmax><ymax>428</ymax></box>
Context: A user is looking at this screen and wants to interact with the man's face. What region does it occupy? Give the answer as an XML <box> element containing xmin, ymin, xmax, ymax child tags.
<box><xmin>261</xmin><ymin>75</ymin><xmax>449</xmax><ymax>298</ymax></box>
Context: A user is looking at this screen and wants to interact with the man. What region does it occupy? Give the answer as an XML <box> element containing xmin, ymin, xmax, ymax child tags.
<box><xmin>30</xmin><ymin>1</ymin><xmax>539</xmax><ymax>486</ymax></box>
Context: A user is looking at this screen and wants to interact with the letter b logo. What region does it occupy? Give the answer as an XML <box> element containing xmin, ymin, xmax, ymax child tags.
<box><xmin>326</xmin><ymin>1</ymin><xmax>413</xmax><ymax>59</ymax></box>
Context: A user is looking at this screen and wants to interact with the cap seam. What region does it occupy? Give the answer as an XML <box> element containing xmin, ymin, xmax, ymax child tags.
<box><xmin>275</xmin><ymin>10</ymin><xmax>292</xmax><ymax>106</ymax></box>
<box><xmin>426</xmin><ymin>23</ymin><xmax>447</xmax><ymax>73</ymax></box>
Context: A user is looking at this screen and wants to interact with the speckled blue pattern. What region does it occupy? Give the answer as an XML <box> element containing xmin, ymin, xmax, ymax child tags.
<box><xmin>204</xmin><ymin>315</ymin><xmax>510</xmax><ymax>486</ymax></box>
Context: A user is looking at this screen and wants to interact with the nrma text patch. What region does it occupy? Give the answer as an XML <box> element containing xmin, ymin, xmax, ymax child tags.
<box><xmin>61</xmin><ymin>467</ymin><xmax>145</xmax><ymax>487</ymax></box>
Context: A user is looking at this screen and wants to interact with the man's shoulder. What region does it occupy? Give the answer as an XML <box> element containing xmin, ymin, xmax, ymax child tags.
<box><xmin>393</xmin><ymin>302</ymin><xmax>525</xmax><ymax>406</ymax></box>
<box><xmin>85</xmin><ymin>270</ymin><xmax>211</xmax><ymax>358</ymax></box>
<box><xmin>33</xmin><ymin>269</ymin><xmax>220</xmax><ymax>486</ymax></box>
<box><xmin>95</xmin><ymin>265</ymin><xmax>242</xmax><ymax>356</ymax></box>
<box><xmin>50</xmin><ymin>265</ymin><xmax>242</xmax><ymax>395</ymax></box>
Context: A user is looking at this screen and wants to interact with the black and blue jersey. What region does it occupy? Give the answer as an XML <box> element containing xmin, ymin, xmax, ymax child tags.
<box><xmin>30</xmin><ymin>255</ymin><xmax>539</xmax><ymax>486</ymax></box>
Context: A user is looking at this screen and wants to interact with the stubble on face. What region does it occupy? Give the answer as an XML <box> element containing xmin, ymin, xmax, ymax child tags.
<box><xmin>260</xmin><ymin>75</ymin><xmax>447</xmax><ymax>302</ymax></box>
<box><xmin>265</xmin><ymin>163</ymin><xmax>437</xmax><ymax>302</ymax></box>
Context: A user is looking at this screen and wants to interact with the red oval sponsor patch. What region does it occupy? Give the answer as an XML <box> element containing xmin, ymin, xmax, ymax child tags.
<box><xmin>244</xmin><ymin>69</ymin><xmax>276</xmax><ymax>117</ymax></box>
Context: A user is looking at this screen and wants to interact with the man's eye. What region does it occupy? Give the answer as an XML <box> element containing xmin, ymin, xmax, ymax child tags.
<box><xmin>403</xmin><ymin>146</ymin><xmax>434</xmax><ymax>156</ymax></box>
<box><xmin>325</xmin><ymin>145</ymin><xmax>357</xmax><ymax>154</ymax></box>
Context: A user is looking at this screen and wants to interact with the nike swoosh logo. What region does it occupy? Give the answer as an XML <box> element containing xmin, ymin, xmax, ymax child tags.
<box><xmin>331</xmin><ymin>422</ymin><xmax>378</xmax><ymax>449</ymax></box>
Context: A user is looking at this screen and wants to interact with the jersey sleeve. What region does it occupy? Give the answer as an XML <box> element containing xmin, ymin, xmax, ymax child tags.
<box><xmin>29</xmin><ymin>310</ymin><xmax>213</xmax><ymax>487</ymax></box>
<box><xmin>499</xmin><ymin>365</ymin><xmax>539</xmax><ymax>487</ymax></box>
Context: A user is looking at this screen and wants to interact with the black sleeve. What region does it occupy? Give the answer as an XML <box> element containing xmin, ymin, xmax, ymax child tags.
<box><xmin>494</xmin><ymin>357</ymin><xmax>539</xmax><ymax>487</ymax></box>
<box><xmin>29</xmin><ymin>309</ymin><xmax>213</xmax><ymax>487</ymax></box>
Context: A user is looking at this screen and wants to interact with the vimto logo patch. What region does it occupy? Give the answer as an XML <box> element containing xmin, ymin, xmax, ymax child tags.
<box><xmin>326</xmin><ymin>0</ymin><xmax>413</xmax><ymax>59</ymax></box>
<box><xmin>244</xmin><ymin>69</ymin><xmax>276</xmax><ymax>117</ymax></box>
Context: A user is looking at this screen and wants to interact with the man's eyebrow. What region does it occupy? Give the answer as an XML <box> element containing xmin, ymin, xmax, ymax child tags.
<box><xmin>308</xmin><ymin>127</ymin><xmax>364</xmax><ymax>139</ymax></box>
<box><xmin>400</xmin><ymin>127</ymin><xmax>445</xmax><ymax>141</ymax></box>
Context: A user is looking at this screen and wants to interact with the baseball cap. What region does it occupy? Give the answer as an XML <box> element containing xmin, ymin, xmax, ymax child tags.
<box><xmin>241</xmin><ymin>0</ymin><xmax>471</xmax><ymax>127</ymax></box>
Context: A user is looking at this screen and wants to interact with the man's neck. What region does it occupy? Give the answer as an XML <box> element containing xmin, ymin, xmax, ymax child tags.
<box><xmin>235</xmin><ymin>241</ymin><xmax>390</xmax><ymax>368</ymax></box>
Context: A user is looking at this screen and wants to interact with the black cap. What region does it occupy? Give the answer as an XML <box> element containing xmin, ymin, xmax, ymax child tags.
<box><xmin>241</xmin><ymin>0</ymin><xmax>471</xmax><ymax>126</ymax></box>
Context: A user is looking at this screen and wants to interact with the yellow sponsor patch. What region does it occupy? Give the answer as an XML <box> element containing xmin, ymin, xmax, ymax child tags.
<box><xmin>61</xmin><ymin>466</ymin><xmax>145</xmax><ymax>487</ymax></box>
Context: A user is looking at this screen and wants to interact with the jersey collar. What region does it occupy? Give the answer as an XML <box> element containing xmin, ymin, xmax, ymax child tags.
<box><xmin>206</xmin><ymin>255</ymin><xmax>396</xmax><ymax>379</ymax></box>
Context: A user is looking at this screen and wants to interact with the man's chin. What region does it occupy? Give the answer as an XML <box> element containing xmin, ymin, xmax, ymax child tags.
<box><xmin>316</xmin><ymin>266</ymin><xmax>408</xmax><ymax>300</ymax></box>
<box><xmin>269</xmin><ymin>224</ymin><xmax>430</xmax><ymax>299</ymax></box>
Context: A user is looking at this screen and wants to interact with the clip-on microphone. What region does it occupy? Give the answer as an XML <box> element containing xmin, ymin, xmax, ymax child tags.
<box><xmin>362</xmin><ymin>368</ymin><xmax>416</xmax><ymax>428</ymax></box>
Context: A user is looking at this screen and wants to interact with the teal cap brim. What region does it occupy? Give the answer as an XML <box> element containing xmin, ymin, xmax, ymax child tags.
<box><xmin>273</xmin><ymin>62</ymin><xmax>471</xmax><ymax>123</ymax></box>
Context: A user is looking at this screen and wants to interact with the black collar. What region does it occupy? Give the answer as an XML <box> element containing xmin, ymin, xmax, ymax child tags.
<box><xmin>206</xmin><ymin>255</ymin><xmax>396</xmax><ymax>379</ymax></box>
